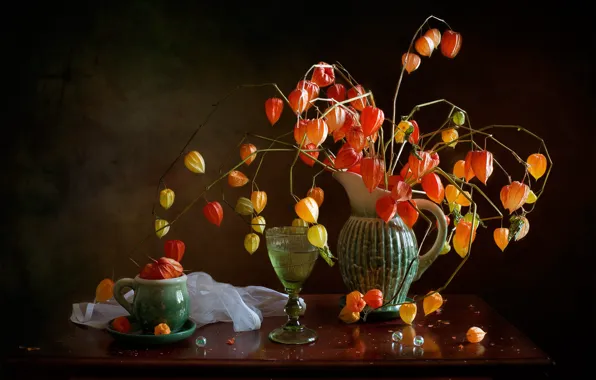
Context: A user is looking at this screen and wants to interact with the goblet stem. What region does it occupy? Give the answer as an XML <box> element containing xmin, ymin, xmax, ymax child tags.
<box><xmin>283</xmin><ymin>288</ymin><xmax>303</xmax><ymax>331</ymax></box>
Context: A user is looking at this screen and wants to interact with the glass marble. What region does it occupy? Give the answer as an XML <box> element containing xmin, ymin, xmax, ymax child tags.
<box><xmin>195</xmin><ymin>336</ymin><xmax>207</xmax><ymax>347</ymax></box>
<box><xmin>391</xmin><ymin>331</ymin><xmax>403</xmax><ymax>342</ymax></box>
<box><xmin>413</xmin><ymin>335</ymin><xmax>424</xmax><ymax>346</ymax></box>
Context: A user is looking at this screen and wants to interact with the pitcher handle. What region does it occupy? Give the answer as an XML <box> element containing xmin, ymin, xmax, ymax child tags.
<box><xmin>113</xmin><ymin>278</ymin><xmax>136</xmax><ymax>315</ymax></box>
<box><xmin>413</xmin><ymin>199</ymin><xmax>448</xmax><ymax>281</ymax></box>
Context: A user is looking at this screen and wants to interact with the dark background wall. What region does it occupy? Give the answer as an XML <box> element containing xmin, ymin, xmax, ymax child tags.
<box><xmin>3</xmin><ymin>0</ymin><xmax>594</xmax><ymax>377</ymax></box>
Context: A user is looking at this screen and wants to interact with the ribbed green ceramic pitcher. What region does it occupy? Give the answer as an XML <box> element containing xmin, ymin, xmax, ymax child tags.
<box><xmin>333</xmin><ymin>171</ymin><xmax>447</xmax><ymax>320</ymax></box>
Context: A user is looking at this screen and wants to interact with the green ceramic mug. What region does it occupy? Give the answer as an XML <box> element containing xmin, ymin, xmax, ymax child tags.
<box><xmin>113</xmin><ymin>274</ymin><xmax>190</xmax><ymax>333</ymax></box>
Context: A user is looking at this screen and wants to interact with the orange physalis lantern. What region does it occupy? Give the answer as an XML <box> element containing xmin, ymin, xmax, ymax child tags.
<box><xmin>95</xmin><ymin>278</ymin><xmax>114</xmax><ymax>303</ymax></box>
<box><xmin>423</xmin><ymin>291</ymin><xmax>443</xmax><ymax>315</ymax></box>
<box><xmin>307</xmin><ymin>187</ymin><xmax>324</xmax><ymax>207</ymax></box>
<box><xmin>455</xmin><ymin>190</ymin><xmax>472</xmax><ymax>206</ymax></box>
<box><xmin>294</xmin><ymin>119</ymin><xmax>310</xmax><ymax>145</ymax></box>
<box><xmin>111</xmin><ymin>316</ymin><xmax>131</xmax><ymax>333</ymax></box>
<box><xmin>397</xmin><ymin>200</ymin><xmax>418</xmax><ymax>228</ymax></box>
<box><xmin>424</xmin><ymin>28</ymin><xmax>441</xmax><ymax>47</ymax></box>
<box><xmin>239</xmin><ymin>143</ymin><xmax>257</xmax><ymax>166</ymax></box>
<box><xmin>164</xmin><ymin>239</ymin><xmax>185</xmax><ymax>262</ymax></box>
<box><xmin>327</xmin><ymin>83</ymin><xmax>346</xmax><ymax>102</ymax></box>
<box><xmin>360</xmin><ymin>156</ymin><xmax>385</xmax><ymax>193</ymax></box>
<box><xmin>500</xmin><ymin>181</ymin><xmax>530</xmax><ymax>214</ymax></box>
<box><xmin>375</xmin><ymin>195</ymin><xmax>398</xmax><ymax>223</ymax></box>
<box><xmin>322</xmin><ymin>156</ymin><xmax>336</xmax><ymax>172</ymax></box>
<box><xmin>453</xmin><ymin>219</ymin><xmax>477</xmax><ymax>258</ymax></box>
<box><xmin>363</xmin><ymin>289</ymin><xmax>383</xmax><ymax>309</ymax></box>
<box><xmin>440</xmin><ymin>30</ymin><xmax>462</xmax><ymax>58</ymax></box>
<box><xmin>296</xmin><ymin>80</ymin><xmax>320</xmax><ymax>104</ymax></box>
<box><xmin>441</xmin><ymin>128</ymin><xmax>458</xmax><ymax>148</ymax></box>
<box><xmin>402</xmin><ymin>52</ymin><xmax>421</xmax><ymax>74</ymax></box>
<box><xmin>527</xmin><ymin>153</ymin><xmax>547</xmax><ymax>180</ymax></box>
<box><xmin>445</xmin><ymin>184</ymin><xmax>460</xmax><ymax>204</ymax></box>
<box><xmin>203</xmin><ymin>201</ymin><xmax>224</xmax><ymax>227</ymax></box>
<box><xmin>154</xmin><ymin>323</ymin><xmax>171</xmax><ymax>336</ymax></box>
<box><xmin>346</xmin><ymin>291</ymin><xmax>366</xmax><ymax>313</ymax></box>
<box><xmin>264</xmin><ymin>97</ymin><xmax>283</xmax><ymax>126</ymax></box>
<box><xmin>493</xmin><ymin>228</ymin><xmax>509</xmax><ymax>252</ymax></box>
<box><xmin>421</xmin><ymin>173</ymin><xmax>445</xmax><ymax>204</ymax></box>
<box><xmin>415</xmin><ymin>35</ymin><xmax>435</xmax><ymax>57</ymax></box>
<box><xmin>408</xmin><ymin>150</ymin><xmax>439</xmax><ymax>180</ymax></box>
<box><xmin>139</xmin><ymin>263</ymin><xmax>161</xmax><ymax>279</ymax></box>
<box><xmin>391</xmin><ymin>180</ymin><xmax>412</xmax><ymax>202</ymax></box>
<box><xmin>228</xmin><ymin>170</ymin><xmax>249</xmax><ymax>187</ymax></box>
<box><xmin>399</xmin><ymin>302</ymin><xmax>417</xmax><ymax>325</ymax></box>
<box><xmin>408</xmin><ymin>120</ymin><xmax>420</xmax><ymax>145</ymax></box>
<box><xmin>347</xmin><ymin>163</ymin><xmax>361</xmax><ymax>174</ymax></box>
<box><xmin>360</xmin><ymin>106</ymin><xmax>385</xmax><ymax>137</ymax></box>
<box><xmin>295</xmin><ymin>197</ymin><xmax>319</xmax><ymax>223</ymax></box>
<box><xmin>325</xmin><ymin>106</ymin><xmax>346</xmax><ymax>133</ymax></box>
<box><xmin>469</xmin><ymin>150</ymin><xmax>494</xmax><ymax>185</ymax></box>
<box><xmin>299</xmin><ymin>143</ymin><xmax>319</xmax><ymax>167</ymax></box>
<box><xmin>346</xmin><ymin>126</ymin><xmax>366</xmax><ymax>152</ymax></box>
<box><xmin>347</xmin><ymin>84</ymin><xmax>367</xmax><ymax>111</ymax></box>
<box><xmin>156</xmin><ymin>257</ymin><xmax>184</xmax><ymax>279</ymax></box>
<box><xmin>305</xmin><ymin>119</ymin><xmax>329</xmax><ymax>146</ymax></box>
<box><xmin>184</xmin><ymin>150</ymin><xmax>206</xmax><ymax>174</ymax></box>
<box><xmin>339</xmin><ymin>306</ymin><xmax>360</xmax><ymax>324</ymax></box>
<box><xmin>288</xmin><ymin>88</ymin><xmax>309</xmax><ymax>114</ymax></box>
<box><xmin>463</xmin><ymin>151</ymin><xmax>476</xmax><ymax>182</ymax></box>
<box><xmin>510</xmin><ymin>215</ymin><xmax>530</xmax><ymax>241</ymax></box>
<box><xmin>334</xmin><ymin>143</ymin><xmax>362</xmax><ymax>169</ymax></box>
<box><xmin>311</xmin><ymin>61</ymin><xmax>335</xmax><ymax>87</ymax></box>
<box><xmin>453</xmin><ymin>160</ymin><xmax>466</xmax><ymax>178</ymax></box>
<box><xmin>251</xmin><ymin>191</ymin><xmax>267</xmax><ymax>214</ymax></box>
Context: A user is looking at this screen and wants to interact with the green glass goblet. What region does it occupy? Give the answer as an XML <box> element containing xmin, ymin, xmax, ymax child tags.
<box><xmin>265</xmin><ymin>226</ymin><xmax>318</xmax><ymax>345</ymax></box>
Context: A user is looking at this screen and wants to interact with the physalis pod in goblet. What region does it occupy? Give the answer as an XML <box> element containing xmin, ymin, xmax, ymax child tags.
<box><xmin>159</xmin><ymin>188</ymin><xmax>175</xmax><ymax>210</ymax></box>
<box><xmin>291</xmin><ymin>218</ymin><xmax>308</xmax><ymax>228</ymax></box>
<box><xmin>184</xmin><ymin>151</ymin><xmax>205</xmax><ymax>174</ymax></box>
<box><xmin>155</xmin><ymin>218</ymin><xmax>170</xmax><ymax>238</ymax></box>
<box><xmin>244</xmin><ymin>233</ymin><xmax>260</xmax><ymax>254</ymax></box>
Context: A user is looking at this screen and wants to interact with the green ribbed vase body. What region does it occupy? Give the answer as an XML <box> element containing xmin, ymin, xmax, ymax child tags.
<box><xmin>337</xmin><ymin>215</ymin><xmax>418</xmax><ymax>308</ymax></box>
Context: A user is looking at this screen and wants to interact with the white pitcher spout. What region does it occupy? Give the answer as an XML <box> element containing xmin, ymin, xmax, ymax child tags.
<box><xmin>332</xmin><ymin>171</ymin><xmax>390</xmax><ymax>217</ymax></box>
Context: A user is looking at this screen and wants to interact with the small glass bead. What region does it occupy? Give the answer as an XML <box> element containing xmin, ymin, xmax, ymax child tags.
<box><xmin>413</xmin><ymin>346</ymin><xmax>424</xmax><ymax>356</ymax></box>
<box><xmin>413</xmin><ymin>335</ymin><xmax>424</xmax><ymax>346</ymax></box>
<box><xmin>195</xmin><ymin>336</ymin><xmax>207</xmax><ymax>347</ymax></box>
<box><xmin>391</xmin><ymin>331</ymin><xmax>403</xmax><ymax>342</ymax></box>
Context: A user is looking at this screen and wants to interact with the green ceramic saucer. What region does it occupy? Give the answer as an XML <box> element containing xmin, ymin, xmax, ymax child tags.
<box><xmin>106</xmin><ymin>317</ymin><xmax>196</xmax><ymax>345</ymax></box>
<box><xmin>339</xmin><ymin>295</ymin><xmax>415</xmax><ymax>322</ymax></box>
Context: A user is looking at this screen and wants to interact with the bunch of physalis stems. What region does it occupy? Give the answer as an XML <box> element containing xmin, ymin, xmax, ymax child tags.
<box><xmin>126</xmin><ymin>15</ymin><xmax>551</xmax><ymax>320</ymax></box>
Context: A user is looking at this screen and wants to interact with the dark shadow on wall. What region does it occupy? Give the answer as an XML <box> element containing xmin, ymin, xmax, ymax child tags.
<box><xmin>3</xmin><ymin>0</ymin><xmax>595</xmax><ymax>377</ymax></box>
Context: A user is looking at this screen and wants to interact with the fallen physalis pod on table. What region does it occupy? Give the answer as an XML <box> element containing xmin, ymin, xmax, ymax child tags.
<box><xmin>154</xmin><ymin>323</ymin><xmax>171</xmax><ymax>336</ymax></box>
<box><xmin>466</xmin><ymin>326</ymin><xmax>486</xmax><ymax>343</ymax></box>
<box><xmin>95</xmin><ymin>278</ymin><xmax>114</xmax><ymax>303</ymax></box>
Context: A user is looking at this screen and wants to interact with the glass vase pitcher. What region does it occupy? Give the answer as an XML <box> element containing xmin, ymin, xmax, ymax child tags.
<box><xmin>333</xmin><ymin>171</ymin><xmax>447</xmax><ymax>321</ymax></box>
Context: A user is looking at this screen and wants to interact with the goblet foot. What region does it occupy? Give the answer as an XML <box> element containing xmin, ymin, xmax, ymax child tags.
<box><xmin>268</xmin><ymin>326</ymin><xmax>317</xmax><ymax>345</ymax></box>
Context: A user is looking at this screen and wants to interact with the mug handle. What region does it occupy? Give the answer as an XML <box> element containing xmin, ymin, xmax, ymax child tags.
<box><xmin>113</xmin><ymin>278</ymin><xmax>136</xmax><ymax>315</ymax></box>
<box><xmin>413</xmin><ymin>199</ymin><xmax>448</xmax><ymax>281</ymax></box>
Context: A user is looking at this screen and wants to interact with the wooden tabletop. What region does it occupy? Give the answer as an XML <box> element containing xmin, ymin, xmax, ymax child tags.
<box><xmin>2</xmin><ymin>294</ymin><xmax>553</xmax><ymax>379</ymax></box>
